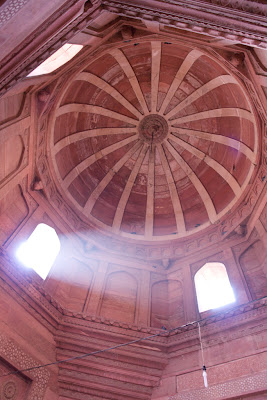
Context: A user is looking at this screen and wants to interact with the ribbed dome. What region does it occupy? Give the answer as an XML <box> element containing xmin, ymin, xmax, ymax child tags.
<box><xmin>50</xmin><ymin>41</ymin><xmax>258</xmax><ymax>241</ymax></box>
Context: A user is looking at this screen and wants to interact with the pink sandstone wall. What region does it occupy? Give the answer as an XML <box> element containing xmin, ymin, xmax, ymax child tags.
<box><xmin>0</xmin><ymin>2</ymin><xmax>266</xmax><ymax>398</ymax></box>
<box><xmin>0</xmin><ymin>81</ymin><xmax>266</xmax><ymax>400</ymax></box>
<box><xmin>0</xmin><ymin>265</ymin><xmax>59</xmax><ymax>399</ymax></box>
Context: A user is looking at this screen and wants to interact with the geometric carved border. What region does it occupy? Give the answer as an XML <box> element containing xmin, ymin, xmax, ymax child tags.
<box><xmin>170</xmin><ymin>371</ymin><xmax>267</xmax><ymax>400</ymax></box>
<box><xmin>0</xmin><ymin>0</ymin><xmax>30</xmax><ymax>28</ymax></box>
<box><xmin>0</xmin><ymin>334</ymin><xmax>50</xmax><ymax>400</ymax></box>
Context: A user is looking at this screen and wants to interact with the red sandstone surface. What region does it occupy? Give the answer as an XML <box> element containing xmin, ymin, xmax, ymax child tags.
<box><xmin>0</xmin><ymin>1</ymin><xmax>266</xmax><ymax>399</ymax></box>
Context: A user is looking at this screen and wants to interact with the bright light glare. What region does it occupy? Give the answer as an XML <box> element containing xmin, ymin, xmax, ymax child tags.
<box><xmin>27</xmin><ymin>44</ymin><xmax>83</xmax><ymax>77</ymax></box>
<box><xmin>16</xmin><ymin>223</ymin><xmax>60</xmax><ymax>279</ymax></box>
<box><xmin>195</xmin><ymin>262</ymin><xmax>235</xmax><ymax>313</ymax></box>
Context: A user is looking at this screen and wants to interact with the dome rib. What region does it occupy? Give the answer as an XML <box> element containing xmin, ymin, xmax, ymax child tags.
<box><xmin>171</xmin><ymin>127</ymin><xmax>256</xmax><ymax>162</ymax></box>
<box><xmin>112</xmin><ymin>144</ymin><xmax>149</xmax><ymax>233</ymax></box>
<box><xmin>151</xmin><ymin>41</ymin><xmax>162</xmax><ymax>113</ymax></box>
<box><xmin>165</xmin><ymin>140</ymin><xmax>217</xmax><ymax>224</ymax></box>
<box><xmin>157</xmin><ymin>143</ymin><xmax>186</xmax><ymax>234</ymax></box>
<box><xmin>84</xmin><ymin>141</ymin><xmax>142</xmax><ymax>216</ymax></box>
<box><xmin>62</xmin><ymin>135</ymin><xmax>139</xmax><ymax>190</ymax></box>
<box><xmin>168</xmin><ymin>134</ymin><xmax>241</xmax><ymax>196</ymax></box>
<box><xmin>75</xmin><ymin>72</ymin><xmax>143</xmax><ymax>119</ymax></box>
<box><xmin>108</xmin><ymin>48</ymin><xmax>149</xmax><ymax>114</ymax></box>
<box><xmin>159</xmin><ymin>48</ymin><xmax>203</xmax><ymax>114</ymax></box>
<box><xmin>165</xmin><ymin>75</ymin><xmax>237</xmax><ymax>119</ymax></box>
<box><xmin>50</xmin><ymin>40</ymin><xmax>258</xmax><ymax>241</ymax></box>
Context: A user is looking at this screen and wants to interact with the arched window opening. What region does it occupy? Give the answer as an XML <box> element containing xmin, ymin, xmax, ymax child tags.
<box><xmin>27</xmin><ymin>44</ymin><xmax>83</xmax><ymax>77</ymax></box>
<box><xmin>16</xmin><ymin>223</ymin><xmax>60</xmax><ymax>279</ymax></box>
<box><xmin>194</xmin><ymin>262</ymin><xmax>235</xmax><ymax>313</ymax></box>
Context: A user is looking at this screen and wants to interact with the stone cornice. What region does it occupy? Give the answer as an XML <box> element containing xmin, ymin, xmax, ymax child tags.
<box><xmin>0</xmin><ymin>333</ymin><xmax>50</xmax><ymax>400</ymax></box>
<box><xmin>107</xmin><ymin>0</ymin><xmax>267</xmax><ymax>18</ymax></box>
<box><xmin>1</xmin><ymin>0</ymin><xmax>267</xmax><ymax>97</ymax></box>
<box><xmin>102</xmin><ymin>0</ymin><xmax>267</xmax><ymax>45</ymax></box>
<box><xmin>0</xmin><ymin>0</ymin><xmax>97</xmax><ymax>97</ymax></box>
<box><xmin>0</xmin><ymin>253</ymin><xmax>63</xmax><ymax>332</ymax></box>
<box><xmin>167</xmin><ymin>297</ymin><xmax>267</xmax><ymax>350</ymax></box>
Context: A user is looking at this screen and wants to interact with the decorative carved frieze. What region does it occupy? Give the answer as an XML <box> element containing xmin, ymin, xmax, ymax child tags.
<box><xmin>171</xmin><ymin>371</ymin><xmax>267</xmax><ymax>400</ymax></box>
<box><xmin>102</xmin><ymin>1</ymin><xmax>267</xmax><ymax>47</ymax></box>
<box><xmin>0</xmin><ymin>0</ymin><xmax>30</xmax><ymax>28</ymax></box>
<box><xmin>1</xmin><ymin>380</ymin><xmax>17</xmax><ymax>400</ymax></box>
<box><xmin>1</xmin><ymin>0</ymin><xmax>267</xmax><ymax>97</ymax></box>
<box><xmin>0</xmin><ymin>334</ymin><xmax>50</xmax><ymax>400</ymax></box>
<box><xmin>0</xmin><ymin>0</ymin><xmax>96</xmax><ymax>96</ymax></box>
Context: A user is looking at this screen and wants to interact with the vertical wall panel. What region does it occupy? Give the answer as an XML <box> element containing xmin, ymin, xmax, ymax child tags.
<box><xmin>66</xmin><ymin>259</ymin><xmax>93</xmax><ymax>312</ymax></box>
<box><xmin>0</xmin><ymin>185</ymin><xmax>28</xmax><ymax>245</ymax></box>
<box><xmin>0</xmin><ymin>135</ymin><xmax>24</xmax><ymax>183</ymax></box>
<box><xmin>151</xmin><ymin>279</ymin><xmax>184</xmax><ymax>329</ymax></box>
<box><xmin>239</xmin><ymin>240</ymin><xmax>267</xmax><ymax>299</ymax></box>
<box><xmin>46</xmin><ymin>258</ymin><xmax>94</xmax><ymax>312</ymax></box>
<box><xmin>100</xmin><ymin>271</ymin><xmax>138</xmax><ymax>324</ymax></box>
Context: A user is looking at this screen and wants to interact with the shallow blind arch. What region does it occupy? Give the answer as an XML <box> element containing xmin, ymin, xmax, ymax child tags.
<box><xmin>99</xmin><ymin>271</ymin><xmax>138</xmax><ymax>324</ymax></box>
<box><xmin>194</xmin><ymin>262</ymin><xmax>235</xmax><ymax>313</ymax></box>
<box><xmin>16</xmin><ymin>223</ymin><xmax>60</xmax><ymax>279</ymax></box>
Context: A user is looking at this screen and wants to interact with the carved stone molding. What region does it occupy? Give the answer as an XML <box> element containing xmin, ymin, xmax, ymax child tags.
<box><xmin>145</xmin><ymin>0</ymin><xmax>267</xmax><ymax>16</ymax></box>
<box><xmin>0</xmin><ymin>0</ymin><xmax>30</xmax><ymax>28</ymax></box>
<box><xmin>0</xmin><ymin>0</ymin><xmax>90</xmax><ymax>96</ymax></box>
<box><xmin>102</xmin><ymin>1</ymin><xmax>267</xmax><ymax>47</ymax></box>
<box><xmin>0</xmin><ymin>334</ymin><xmax>50</xmax><ymax>400</ymax></box>
<box><xmin>1</xmin><ymin>380</ymin><xmax>17</xmax><ymax>400</ymax></box>
<box><xmin>0</xmin><ymin>249</ymin><xmax>266</xmax><ymax>345</ymax></box>
<box><xmin>1</xmin><ymin>0</ymin><xmax>267</xmax><ymax>97</ymax></box>
<box><xmin>0</xmin><ymin>254</ymin><xmax>63</xmax><ymax>330</ymax></box>
<box><xmin>168</xmin><ymin>296</ymin><xmax>267</xmax><ymax>343</ymax></box>
<box><xmin>170</xmin><ymin>371</ymin><xmax>267</xmax><ymax>400</ymax></box>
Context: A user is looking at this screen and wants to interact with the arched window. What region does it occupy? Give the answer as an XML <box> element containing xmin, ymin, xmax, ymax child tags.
<box><xmin>16</xmin><ymin>223</ymin><xmax>60</xmax><ymax>279</ymax></box>
<box><xmin>194</xmin><ymin>262</ymin><xmax>235</xmax><ymax>313</ymax></box>
<box><xmin>27</xmin><ymin>44</ymin><xmax>83</xmax><ymax>77</ymax></box>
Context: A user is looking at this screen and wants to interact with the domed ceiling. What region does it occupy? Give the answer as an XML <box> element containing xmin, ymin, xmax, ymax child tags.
<box><xmin>49</xmin><ymin>40</ymin><xmax>258</xmax><ymax>242</ymax></box>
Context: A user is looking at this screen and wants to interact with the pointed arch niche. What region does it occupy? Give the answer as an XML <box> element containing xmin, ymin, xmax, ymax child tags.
<box><xmin>99</xmin><ymin>271</ymin><xmax>138</xmax><ymax>324</ymax></box>
<box><xmin>194</xmin><ymin>262</ymin><xmax>236</xmax><ymax>313</ymax></box>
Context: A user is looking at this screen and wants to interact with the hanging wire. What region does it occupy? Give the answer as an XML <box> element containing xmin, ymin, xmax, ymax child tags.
<box><xmin>0</xmin><ymin>326</ymin><xmax>171</xmax><ymax>378</ymax></box>
<box><xmin>0</xmin><ymin>320</ymin><xmax>198</xmax><ymax>378</ymax></box>
<box><xmin>0</xmin><ymin>296</ymin><xmax>265</xmax><ymax>378</ymax></box>
<box><xmin>198</xmin><ymin>322</ymin><xmax>205</xmax><ymax>366</ymax></box>
<box><xmin>198</xmin><ymin>321</ymin><xmax>208</xmax><ymax>387</ymax></box>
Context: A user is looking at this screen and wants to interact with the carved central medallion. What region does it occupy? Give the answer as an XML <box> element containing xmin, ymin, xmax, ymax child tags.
<box><xmin>2</xmin><ymin>381</ymin><xmax>16</xmax><ymax>400</ymax></box>
<box><xmin>49</xmin><ymin>40</ymin><xmax>258</xmax><ymax>242</ymax></box>
<box><xmin>138</xmin><ymin>114</ymin><xmax>168</xmax><ymax>144</ymax></box>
